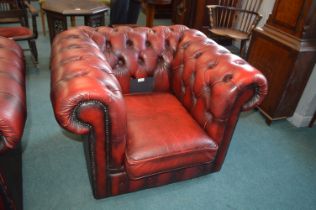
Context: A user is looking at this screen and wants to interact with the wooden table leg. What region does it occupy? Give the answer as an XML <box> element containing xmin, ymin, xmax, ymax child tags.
<box><xmin>84</xmin><ymin>12</ymin><xmax>105</xmax><ymax>27</ymax></box>
<box><xmin>146</xmin><ymin>3</ymin><xmax>155</xmax><ymax>27</ymax></box>
<box><xmin>70</xmin><ymin>16</ymin><xmax>76</xmax><ymax>27</ymax></box>
<box><xmin>45</xmin><ymin>11</ymin><xmax>67</xmax><ymax>43</ymax></box>
<box><xmin>39</xmin><ymin>3</ymin><xmax>46</xmax><ymax>36</ymax></box>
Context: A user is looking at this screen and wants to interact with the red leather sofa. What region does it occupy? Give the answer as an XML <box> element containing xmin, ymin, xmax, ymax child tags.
<box><xmin>0</xmin><ymin>37</ymin><xmax>26</xmax><ymax>210</ymax></box>
<box><xmin>50</xmin><ymin>25</ymin><xmax>268</xmax><ymax>199</ymax></box>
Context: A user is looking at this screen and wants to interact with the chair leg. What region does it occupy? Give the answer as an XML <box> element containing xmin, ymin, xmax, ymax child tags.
<box><xmin>146</xmin><ymin>3</ymin><xmax>155</xmax><ymax>27</ymax></box>
<box><xmin>40</xmin><ymin>5</ymin><xmax>46</xmax><ymax>36</ymax></box>
<box><xmin>71</xmin><ymin>16</ymin><xmax>76</xmax><ymax>27</ymax></box>
<box><xmin>240</xmin><ymin>39</ymin><xmax>247</xmax><ymax>57</ymax></box>
<box><xmin>28</xmin><ymin>39</ymin><xmax>38</xmax><ymax>64</ymax></box>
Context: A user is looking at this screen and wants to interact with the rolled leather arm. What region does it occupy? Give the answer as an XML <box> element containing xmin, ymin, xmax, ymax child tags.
<box><xmin>51</xmin><ymin>28</ymin><xmax>127</xmax><ymax>197</ymax></box>
<box><xmin>50</xmin><ymin>26</ymin><xmax>127</xmax><ymax>148</ymax></box>
<box><xmin>174</xmin><ymin>29</ymin><xmax>267</xmax><ymax>109</ymax></box>
<box><xmin>0</xmin><ymin>37</ymin><xmax>26</xmax><ymax>154</ymax></box>
<box><xmin>172</xmin><ymin>29</ymin><xmax>267</xmax><ymax>143</ymax></box>
<box><xmin>51</xmin><ymin>26</ymin><xmax>127</xmax><ymax>171</ymax></box>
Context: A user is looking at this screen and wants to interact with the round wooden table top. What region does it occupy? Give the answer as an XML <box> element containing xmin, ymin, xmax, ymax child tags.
<box><xmin>42</xmin><ymin>0</ymin><xmax>109</xmax><ymax>15</ymax></box>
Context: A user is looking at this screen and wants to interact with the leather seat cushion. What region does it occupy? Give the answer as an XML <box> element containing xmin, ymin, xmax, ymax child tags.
<box><xmin>0</xmin><ymin>27</ymin><xmax>33</xmax><ymax>40</ymax></box>
<box><xmin>125</xmin><ymin>92</ymin><xmax>218</xmax><ymax>179</ymax></box>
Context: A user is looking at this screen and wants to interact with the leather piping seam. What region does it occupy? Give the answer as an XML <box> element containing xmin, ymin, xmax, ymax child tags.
<box><xmin>73</xmin><ymin>100</ymin><xmax>111</xmax><ymax>197</ymax></box>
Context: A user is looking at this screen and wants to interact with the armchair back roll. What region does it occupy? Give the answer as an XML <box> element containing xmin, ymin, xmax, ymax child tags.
<box><xmin>50</xmin><ymin>25</ymin><xmax>267</xmax><ymax>199</ymax></box>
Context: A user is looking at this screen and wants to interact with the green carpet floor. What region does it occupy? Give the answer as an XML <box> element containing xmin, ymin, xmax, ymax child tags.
<box><xmin>19</xmin><ymin>6</ymin><xmax>316</xmax><ymax>210</ymax></box>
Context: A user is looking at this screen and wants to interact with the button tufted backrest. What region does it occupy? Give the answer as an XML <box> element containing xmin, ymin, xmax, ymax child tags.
<box><xmin>95</xmin><ymin>25</ymin><xmax>188</xmax><ymax>93</ymax></box>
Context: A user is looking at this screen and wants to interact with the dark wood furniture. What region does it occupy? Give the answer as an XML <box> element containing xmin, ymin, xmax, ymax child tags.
<box><xmin>42</xmin><ymin>0</ymin><xmax>109</xmax><ymax>42</ymax></box>
<box><xmin>247</xmin><ymin>0</ymin><xmax>316</xmax><ymax>124</ymax></box>
<box><xmin>0</xmin><ymin>0</ymin><xmax>38</xmax><ymax>64</ymax></box>
<box><xmin>207</xmin><ymin>0</ymin><xmax>262</xmax><ymax>56</ymax></box>
<box><xmin>172</xmin><ymin>0</ymin><xmax>215</xmax><ymax>34</ymax></box>
<box><xmin>152</xmin><ymin>2</ymin><xmax>172</xmax><ymax>18</ymax></box>
<box><xmin>171</xmin><ymin>0</ymin><xmax>240</xmax><ymax>45</ymax></box>
<box><xmin>142</xmin><ymin>0</ymin><xmax>172</xmax><ymax>27</ymax></box>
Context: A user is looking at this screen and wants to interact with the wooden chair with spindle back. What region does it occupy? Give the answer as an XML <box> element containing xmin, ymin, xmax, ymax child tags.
<box><xmin>207</xmin><ymin>0</ymin><xmax>262</xmax><ymax>56</ymax></box>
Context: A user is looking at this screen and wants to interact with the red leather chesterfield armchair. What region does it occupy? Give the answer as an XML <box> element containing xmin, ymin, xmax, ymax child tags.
<box><xmin>50</xmin><ymin>25</ymin><xmax>267</xmax><ymax>199</ymax></box>
<box><xmin>0</xmin><ymin>37</ymin><xmax>26</xmax><ymax>210</ymax></box>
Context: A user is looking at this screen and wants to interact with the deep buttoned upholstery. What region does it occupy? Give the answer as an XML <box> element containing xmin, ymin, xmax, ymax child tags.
<box><xmin>0</xmin><ymin>36</ymin><xmax>26</xmax><ymax>210</ymax></box>
<box><xmin>50</xmin><ymin>25</ymin><xmax>267</xmax><ymax>199</ymax></box>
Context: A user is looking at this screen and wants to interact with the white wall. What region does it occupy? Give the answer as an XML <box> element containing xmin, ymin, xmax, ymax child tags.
<box><xmin>288</xmin><ymin>65</ymin><xmax>316</xmax><ymax>127</ymax></box>
<box><xmin>257</xmin><ymin>0</ymin><xmax>275</xmax><ymax>27</ymax></box>
<box><xmin>234</xmin><ymin>0</ymin><xmax>275</xmax><ymax>49</ymax></box>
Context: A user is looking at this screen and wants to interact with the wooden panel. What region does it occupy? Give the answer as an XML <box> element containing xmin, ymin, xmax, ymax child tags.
<box><xmin>172</xmin><ymin>0</ymin><xmax>218</xmax><ymax>28</ymax></box>
<box><xmin>193</xmin><ymin>0</ymin><xmax>216</xmax><ymax>30</ymax></box>
<box><xmin>247</xmin><ymin>0</ymin><xmax>316</xmax><ymax>124</ymax></box>
<box><xmin>248</xmin><ymin>31</ymin><xmax>294</xmax><ymax>117</ymax></box>
<box><xmin>171</xmin><ymin>0</ymin><xmax>197</xmax><ymax>27</ymax></box>
<box><xmin>154</xmin><ymin>3</ymin><xmax>172</xmax><ymax>18</ymax></box>
<box><xmin>171</xmin><ymin>0</ymin><xmax>184</xmax><ymax>24</ymax></box>
<box><xmin>247</xmin><ymin>28</ymin><xmax>316</xmax><ymax>122</ymax></box>
<box><xmin>280</xmin><ymin>52</ymin><xmax>316</xmax><ymax>116</ymax></box>
<box><xmin>267</xmin><ymin>0</ymin><xmax>316</xmax><ymax>38</ymax></box>
<box><xmin>274</xmin><ymin>0</ymin><xmax>304</xmax><ymax>29</ymax></box>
